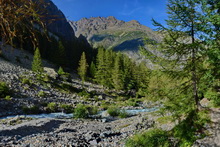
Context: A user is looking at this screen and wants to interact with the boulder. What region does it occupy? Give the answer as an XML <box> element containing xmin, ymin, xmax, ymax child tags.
<box><xmin>43</xmin><ymin>67</ymin><xmax>58</xmax><ymax>79</ymax></box>
<box><xmin>200</xmin><ymin>98</ymin><xmax>210</xmax><ymax>107</ymax></box>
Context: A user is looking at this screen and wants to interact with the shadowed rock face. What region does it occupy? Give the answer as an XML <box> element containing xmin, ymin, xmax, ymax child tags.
<box><xmin>43</xmin><ymin>0</ymin><xmax>76</xmax><ymax>41</ymax></box>
<box><xmin>114</xmin><ymin>38</ymin><xmax>144</xmax><ymax>52</ymax></box>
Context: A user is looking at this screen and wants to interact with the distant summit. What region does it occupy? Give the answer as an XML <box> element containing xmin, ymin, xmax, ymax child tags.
<box><xmin>69</xmin><ymin>16</ymin><xmax>162</xmax><ymax>64</ymax></box>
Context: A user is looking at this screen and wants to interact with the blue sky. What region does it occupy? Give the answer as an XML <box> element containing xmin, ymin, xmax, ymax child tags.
<box><xmin>51</xmin><ymin>0</ymin><xmax>168</xmax><ymax>29</ymax></box>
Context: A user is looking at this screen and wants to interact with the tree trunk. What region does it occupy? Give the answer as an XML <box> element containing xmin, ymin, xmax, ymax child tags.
<box><xmin>191</xmin><ymin>22</ymin><xmax>199</xmax><ymax>110</ymax></box>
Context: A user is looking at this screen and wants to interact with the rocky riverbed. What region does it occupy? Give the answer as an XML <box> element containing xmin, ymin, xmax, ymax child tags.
<box><xmin>0</xmin><ymin>112</ymin><xmax>156</xmax><ymax>146</ymax></box>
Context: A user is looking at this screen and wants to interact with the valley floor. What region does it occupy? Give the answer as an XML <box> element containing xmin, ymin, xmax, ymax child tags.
<box><xmin>0</xmin><ymin>48</ymin><xmax>220</xmax><ymax>147</ymax></box>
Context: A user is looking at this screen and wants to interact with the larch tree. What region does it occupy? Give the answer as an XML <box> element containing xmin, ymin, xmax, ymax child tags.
<box><xmin>95</xmin><ymin>47</ymin><xmax>107</xmax><ymax>86</ymax></box>
<box><xmin>141</xmin><ymin>0</ymin><xmax>210</xmax><ymax>115</ymax></box>
<box><xmin>32</xmin><ymin>47</ymin><xmax>43</xmax><ymax>73</ymax></box>
<box><xmin>89</xmin><ymin>61</ymin><xmax>96</xmax><ymax>79</ymax></box>
<box><xmin>112</xmin><ymin>53</ymin><xmax>124</xmax><ymax>90</ymax></box>
<box><xmin>78</xmin><ymin>52</ymin><xmax>88</xmax><ymax>83</ymax></box>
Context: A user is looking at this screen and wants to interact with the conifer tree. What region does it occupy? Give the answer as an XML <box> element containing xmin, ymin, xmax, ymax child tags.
<box><xmin>57</xmin><ymin>66</ymin><xmax>65</xmax><ymax>76</ymax></box>
<box><xmin>95</xmin><ymin>47</ymin><xmax>107</xmax><ymax>85</ymax></box>
<box><xmin>89</xmin><ymin>61</ymin><xmax>96</xmax><ymax>78</ymax></box>
<box><xmin>104</xmin><ymin>49</ymin><xmax>114</xmax><ymax>87</ymax></box>
<box><xmin>32</xmin><ymin>47</ymin><xmax>43</xmax><ymax>73</ymax></box>
<box><xmin>78</xmin><ymin>52</ymin><xmax>88</xmax><ymax>83</ymax></box>
<box><xmin>122</xmin><ymin>56</ymin><xmax>136</xmax><ymax>90</ymax></box>
<box><xmin>57</xmin><ymin>41</ymin><xmax>66</xmax><ymax>66</ymax></box>
<box><xmin>140</xmin><ymin>0</ymin><xmax>213</xmax><ymax>118</ymax></box>
<box><xmin>112</xmin><ymin>53</ymin><xmax>124</xmax><ymax>90</ymax></box>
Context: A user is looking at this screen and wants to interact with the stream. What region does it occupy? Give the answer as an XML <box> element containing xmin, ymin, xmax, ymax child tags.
<box><xmin>0</xmin><ymin>107</ymin><xmax>158</xmax><ymax>120</ymax></box>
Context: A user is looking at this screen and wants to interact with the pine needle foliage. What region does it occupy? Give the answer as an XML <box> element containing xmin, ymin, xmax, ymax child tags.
<box><xmin>78</xmin><ymin>52</ymin><xmax>88</xmax><ymax>82</ymax></box>
<box><xmin>32</xmin><ymin>47</ymin><xmax>43</xmax><ymax>73</ymax></box>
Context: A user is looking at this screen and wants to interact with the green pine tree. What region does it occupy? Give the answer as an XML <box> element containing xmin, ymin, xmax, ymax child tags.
<box><xmin>142</xmin><ymin>0</ymin><xmax>208</xmax><ymax>112</ymax></box>
<box><xmin>78</xmin><ymin>52</ymin><xmax>88</xmax><ymax>83</ymax></box>
<box><xmin>122</xmin><ymin>55</ymin><xmax>135</xmax><ymax>90</ymax></box>
<box><xmin>112</xmin><ymin>53</ymin><xmax>124</xmax><ymax>90</ymax></box>
<box><xmin>89</xmin><ymin>61</ymin><xmax>96</xmax><ymax>78</ymax></box>
<box><xmin>32</xmin><ymin>47</ymin><xmax>43</xmax><ymax>73</ymax></box>
<box><xmin>95</xmin><ymin>47</ymin><xmax>107</xmax><ymax>85</ymax></box>
<box><xmin>57</xmin><ymin>66</ymin><xmax>65</xmax><ymax>75</ymax></box>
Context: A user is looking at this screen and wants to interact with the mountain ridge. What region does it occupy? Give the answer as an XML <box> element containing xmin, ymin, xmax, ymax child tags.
<box><xmin>69</xmin><ymin>16</ymin><xmax>162</xmax><ymax>66</ymax></box>
<box><xmin>69</xmin><ymin>16</ymin><xmax>161</xmax><ymax>50</ymax></box>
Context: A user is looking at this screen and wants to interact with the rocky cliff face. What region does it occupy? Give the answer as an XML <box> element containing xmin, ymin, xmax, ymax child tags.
<box><xmin>69</xmin><ymin>16</ymin><xmax>161</xmax><ymax>51</ymax></box>
<box><xmin>43</xmin><ymin>0</ymin><xmax>76</xmax><ymax>41</ymax></box>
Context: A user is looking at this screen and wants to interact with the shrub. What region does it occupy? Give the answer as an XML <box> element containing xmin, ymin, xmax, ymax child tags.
<box><xmin>21</xmin><ymin>78</ymin><xmax>31</xmax><ymax>85</ymax></box>
<box><xmin>100</xmin><ymin>101</ymin><xmax>111</xmax><ymax>110</ymax></box>
<box><xmin>126</xmin><ymin>98</ymin><xmax>139</xmax><ymax>107</ymax></box>
<box><xmin>38</xmin><ymin>91</ymin><xmax>46</xmax><ymax>97</ymax></box>
<box><xmin>107</xmin><ymin>106</ymin><xmax>120</xmax><ymax>117</ymax></box>
<box><xmin>60</xmin><ymin>104</ymin><xmax>74</xmax><ymax>113</ymax></box>
<box><xmin>4</xmin><ymin>95</ymin><xmax>12</xmax><ymax>101</ymax></box>
<box><xmin>74</xmin><ymin>104</ymin><xmax>98</xmax><ymax>118</ymax></box>
<box><xmin>47</xmin><ymin>102</ymin><xmax>57</xmax><ymax>112</ymax></box>
<box><xmin>205</xmin><ymin>89</ymin><xmax>220</xmax><ymax>107</ymax></box>
<box><xmin>0</xmin><ymin>82</ymin><xmax>10</xmax><ymax>98</ymax></box>
<box><xmin>119</xmin><ymin>110</ymin><xmax>129</xmax><ymax>118</ymax></box>
<box><xmin>126</xmin><ymin>128</ymin><xmax>171</xmax><ymax>147</ymax></box>
<box><xmin>57</xmin><ymin>67</ymin><xmax>71</xmax><ymax>81</ymax></box>
<box><xmin>22</xmin><ymin>105</ymin><xmax>40</xmax><ymax>114</ymax></box>
<box><xmin>57</xmin><ymin>83</ymin><xmax>81</xmax><ymax>93</ymax></box>
<box><xmin>86</xmin><ymin>105</ymin><xmax>98</xmax><ymax>115</ymax></box>
<box><xmin>78</xmin><ymin>90</ymin><xmax>90</xmax><ymax>99</ymax></box>
<box><xmin>74</xmin><ymin>104</ymin><xmax>89</xmax><ymax>118</ymax></box>
<box><xmin>57</xmin><ymin>66</ymin><xmax>65</xmax><ymax>75</ymax></box>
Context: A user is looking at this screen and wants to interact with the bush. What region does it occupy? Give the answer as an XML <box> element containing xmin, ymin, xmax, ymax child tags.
<box><xmin>47</xmin><ymin>102</ymin><xmax>57</xmax><ymax>112</ymax></box>
<box><xmin>38</xmin><ymin>91</ymin><xmax>46</xmax><ymax>97</ymax></box>
<box><xmin>205</xmin><ymin>89</ymin><xmax>220</xmax><ymax>107</ymax></box>
<box><xmin>119</xmin><ymin>110</ymin><xmax>129</xmax><ymax>118</ymax></box>
<box><xmin>126</xmin><ymin>129</ymin><xmax>171</xmax><ymax>147</ymax></box>
<box><xmin>57</xmin><ymin>67</ymin><xmax>65</xmax><ymax>75</ymax></box>
<box><xmin>21</xmin><ymin>78</ymin><xmax>31</xmax><ymax>85</ymax></box>
<box><xmin>74</xmin><ymin>104</ymin><xmax>89</xmax><ymax>118</ymax></box>
<box><xmin>74</xmin><ymin>104</ymin><xmax>98</xmax><ymax>118</ymax></box>
<box><xmin>78</xmin><ymin>90</ymin><xmax>90</xmax><ymax>99</ymax></box>
<box><xmin>86</xmin><ymin>105</ymin><xmax>98</xmax><ymax>115</ymax></box>
<box><xmin>22</xmin><ymin>105</ymin><xmax>40</xmax><ymax>114</ymax></box>
<box><xmin>126</xmin><ymin>98</ymin><xmax>139</xmax><ymax>107</ymax></box>
<box><xmin>107</xmin><ymin>106</ymin><xmax>120</xmax><ymax>117</ymax></box>
<box><xmin>57</xmin><ymin>67</ymin><xmax>71</xmax><ymax>82</ymax></box>
<box><xmin>0</xmin><ymin>82</ymin><xmax>10</xmax><ymax>98</ymax></box>
<box><xmin>4</xmin><ymin>95</ymin><xmax>12</xmax><ymax>101</ymax></box>
<box><xmin>60</xmin><ymin>104</ymin><xmax>74</xmax><ymax>113</ymax></box>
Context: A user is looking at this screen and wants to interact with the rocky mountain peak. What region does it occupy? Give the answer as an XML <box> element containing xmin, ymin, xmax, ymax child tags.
<box><xmin>128</xmin><ymin>20</ymin><xmax>140</xmax><ymax>25</ymax></box>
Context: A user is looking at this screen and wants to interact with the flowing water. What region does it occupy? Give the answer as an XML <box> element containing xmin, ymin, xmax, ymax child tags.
<box><xmin>0</xmin><ymin>107</ymin><xmax>158</xmax><ymax>120</ymax></box>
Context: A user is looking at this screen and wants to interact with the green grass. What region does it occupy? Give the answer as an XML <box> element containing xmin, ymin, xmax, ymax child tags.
<box><xmin>126</xmin><ymin>128</ymin><xmax>171</xmax><ymax>147</ymax></box>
